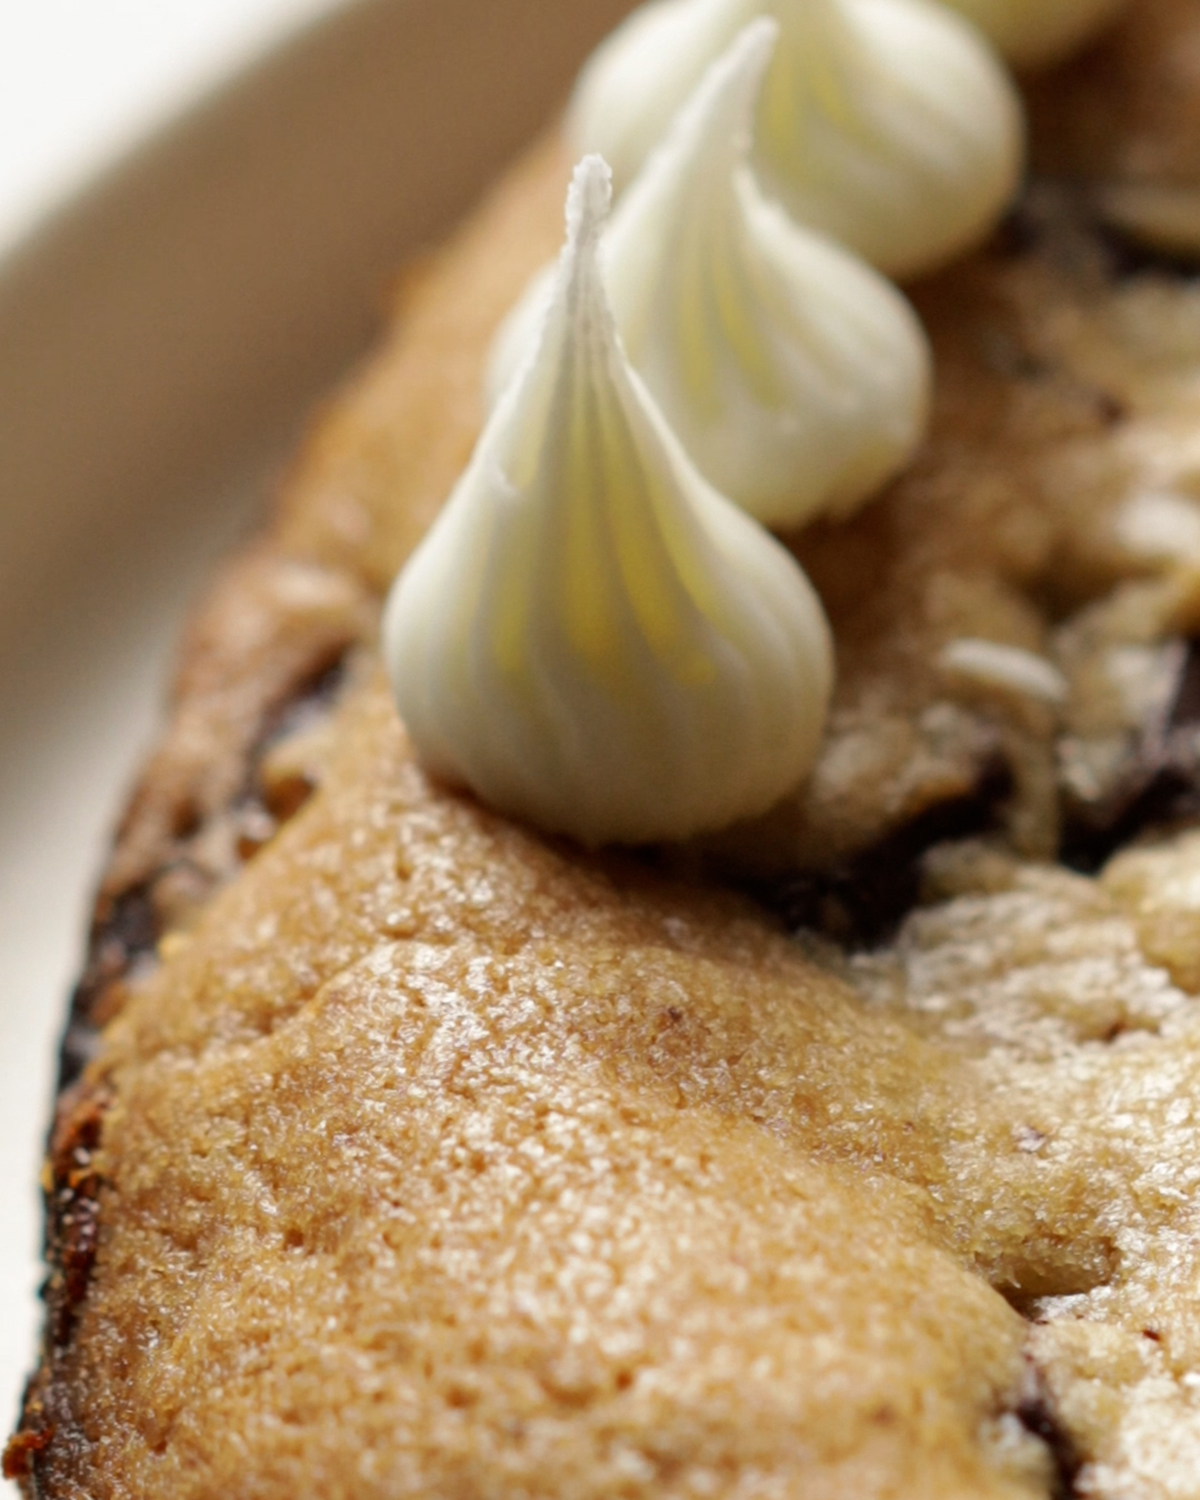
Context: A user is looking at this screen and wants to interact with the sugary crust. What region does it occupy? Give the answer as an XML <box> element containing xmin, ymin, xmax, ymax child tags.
<box><xmin>11</xmin><ymin>4</ymin><xmax>1200</xmax><ymax>1496</ymax></box>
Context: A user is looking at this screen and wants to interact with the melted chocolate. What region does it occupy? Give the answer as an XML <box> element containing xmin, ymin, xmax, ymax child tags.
<box><xmin>747</xmin><ymin>759</ymin><xmax>1014</xmax><ymax>949</ymax></box>
<box><xmin>1099</xmin><ymin>221</ymin><xmax>1200</xmax><ymax>284</ymax></box>
<box><xmin>1017</xmin><ymin>1393</ymin><xmax>1083</xmax><ymax>1500</ymax></box>
<box><xmin>1063</xmin><ymin>639</ymin><xmax>1200</xmax><ymax>874</ymax></box>
<box><xmin>57</xmin><ymin>886</ymin><xmax>159</xmax><ymax>1091</ymax></box>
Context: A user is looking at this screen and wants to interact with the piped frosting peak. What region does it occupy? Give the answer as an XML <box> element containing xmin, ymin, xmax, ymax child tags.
<box><xmin>386</xmin><ymin>157</ymin><xmax>834</xmax><ymax>847</ymax></box>
<box><xmin>491</xmin><ymin>20</ymin><xmax>931</xmax><ymax>530</ymax></box>
<box><xmin>568</xmin><ymin>0</ymin><xmax>1025</xmax><ymax>281</ymax></box>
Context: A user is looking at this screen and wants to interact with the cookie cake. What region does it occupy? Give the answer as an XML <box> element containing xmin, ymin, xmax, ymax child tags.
<box><xmin>9</xmin><ymin>1</ymin><xmax>1200</xmax><ymax>1495</ymax></box>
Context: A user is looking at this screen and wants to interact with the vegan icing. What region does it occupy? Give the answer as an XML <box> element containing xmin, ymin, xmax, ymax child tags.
<box><xmin>386</xmin><ymin>157</ymin><xmax>834</xmax><ymax>847</ymax></box>
<box><xmin>568</xmin><ymin>0</ymin><xmax>1024</xmax><ymax>280</ymax></box>
<box><xmin>490</xmin><ymin>21</ymin><xmax>931</xmax><ymax>530</ymax></box>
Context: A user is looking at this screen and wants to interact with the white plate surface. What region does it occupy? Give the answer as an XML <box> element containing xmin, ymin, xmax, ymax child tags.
<box><xmin>0</xmin><ymin>0</ymin><xmax>338</xmax><ymax>256</ymax></box>
<box><xmin>0</xmin><ymin>0</ymin><xmax>631</xmax><ymax>1463</ymax></box>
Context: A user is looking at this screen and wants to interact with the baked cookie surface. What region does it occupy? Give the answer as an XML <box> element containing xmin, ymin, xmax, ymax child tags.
<box><xmin>10</xmin><ymin>3</ymin><xmax>1200</xmax><ymax>1496</ymax></box>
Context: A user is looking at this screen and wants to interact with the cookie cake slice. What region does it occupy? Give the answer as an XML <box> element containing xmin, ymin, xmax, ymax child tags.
<box><xmin>10</xmin><ymin>1</ymin><xmax>1200</xmax><ymax>1496</ymax></box>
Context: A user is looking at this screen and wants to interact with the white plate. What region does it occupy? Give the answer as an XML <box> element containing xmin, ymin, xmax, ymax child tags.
<box><xmin>0</xmin><ymin>0</ymin><xmax>632</xmax><ymax>1456</ymax></box>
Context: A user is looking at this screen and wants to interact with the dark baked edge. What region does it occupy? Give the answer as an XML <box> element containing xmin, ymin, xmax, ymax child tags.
<box><xmin>4</xmin><ymin>540</ymin><xmax>372</xmax><ymax>1494</ymax></box>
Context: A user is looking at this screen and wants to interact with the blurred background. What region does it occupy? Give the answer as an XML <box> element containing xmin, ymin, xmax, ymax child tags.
<box><xmin>0</xmin><ymin>0</ymin><xmax>332</xmax><ymax>255</ymax></box>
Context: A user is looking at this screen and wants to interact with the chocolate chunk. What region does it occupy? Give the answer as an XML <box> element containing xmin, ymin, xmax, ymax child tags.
<box><xmin>1010</xmin><ymin>176</ymin><xmax>1198</xmax><ymax>287</ymax></box>
<box><xmin>90</xmin><ymin>885</ymin><xmax>158</xmax><ymax>973</ymax></box>
<box><xmin>56</xmin><ymin>885</ymin><xmax>160</xmax><ymax>1090</ymax></box>
<box><xmin>1169</xmin><ymin>639</ymin><xmax>1200</xmax><ymax>730</ymax></box>
<box><xmin>1062</xmin><ymin>638</ymin><xmax>1200</xmax><ymax>873</ymax></box>
<box><xmin>746</xmin><ymin>759</ymin><xmax>1014</xmax><ymax>948</ymax></box>
<box><xmin>1099</xmin><ymin>220</ymin><xmax>1200</xmax><ymax>283</ymax></box>
<box><xmin>253</xmin><ymin>653</ymin><xmax>348</xmax><ymax>766</ymax></box>
<box><xmin>1016</xmin><ymin>1394</ymin><xmax>1083</xmax><ymax>1500</ymax></box>
<box><xmin>230</xmin><ymin>651</ymin><xmax>352</xmax><ymax>854</ymax></box>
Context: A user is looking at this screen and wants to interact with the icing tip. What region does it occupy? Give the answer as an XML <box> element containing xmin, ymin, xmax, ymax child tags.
<box><xmin>566</xmin><ymin>154</ymin><xmax>614</xmax><ymax>245</ymax></box>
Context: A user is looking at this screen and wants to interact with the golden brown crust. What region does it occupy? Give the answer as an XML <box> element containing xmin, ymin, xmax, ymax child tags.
<box><xmin>14</xmin><ymin>4</ymin><xmax>1200</xmax><ymax>1496</ymax></box>
<box><xmin>24</xmin><ymin>691</ymin><xmax>1049</xmax><ymax>1497</ymax></box>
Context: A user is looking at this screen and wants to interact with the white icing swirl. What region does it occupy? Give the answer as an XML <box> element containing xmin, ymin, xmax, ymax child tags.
<box><xmin>569</xmin><ymin>0</ymin><xmax>1024</xmax><ymax>280</ymax></box>
<box><xmin>939</xmin><ymin>0</ymin><xmax>1129</xmax><ymax>68</ymax></box>
<box><xmin>385</xmin><ymin>157</ymin><xmax>834</xmax><ymax>848</ymax></box>
<box><xmin>491</xmin><ymin>21</ymin><xmax>931</xmax><ymax>530</ymax></box>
